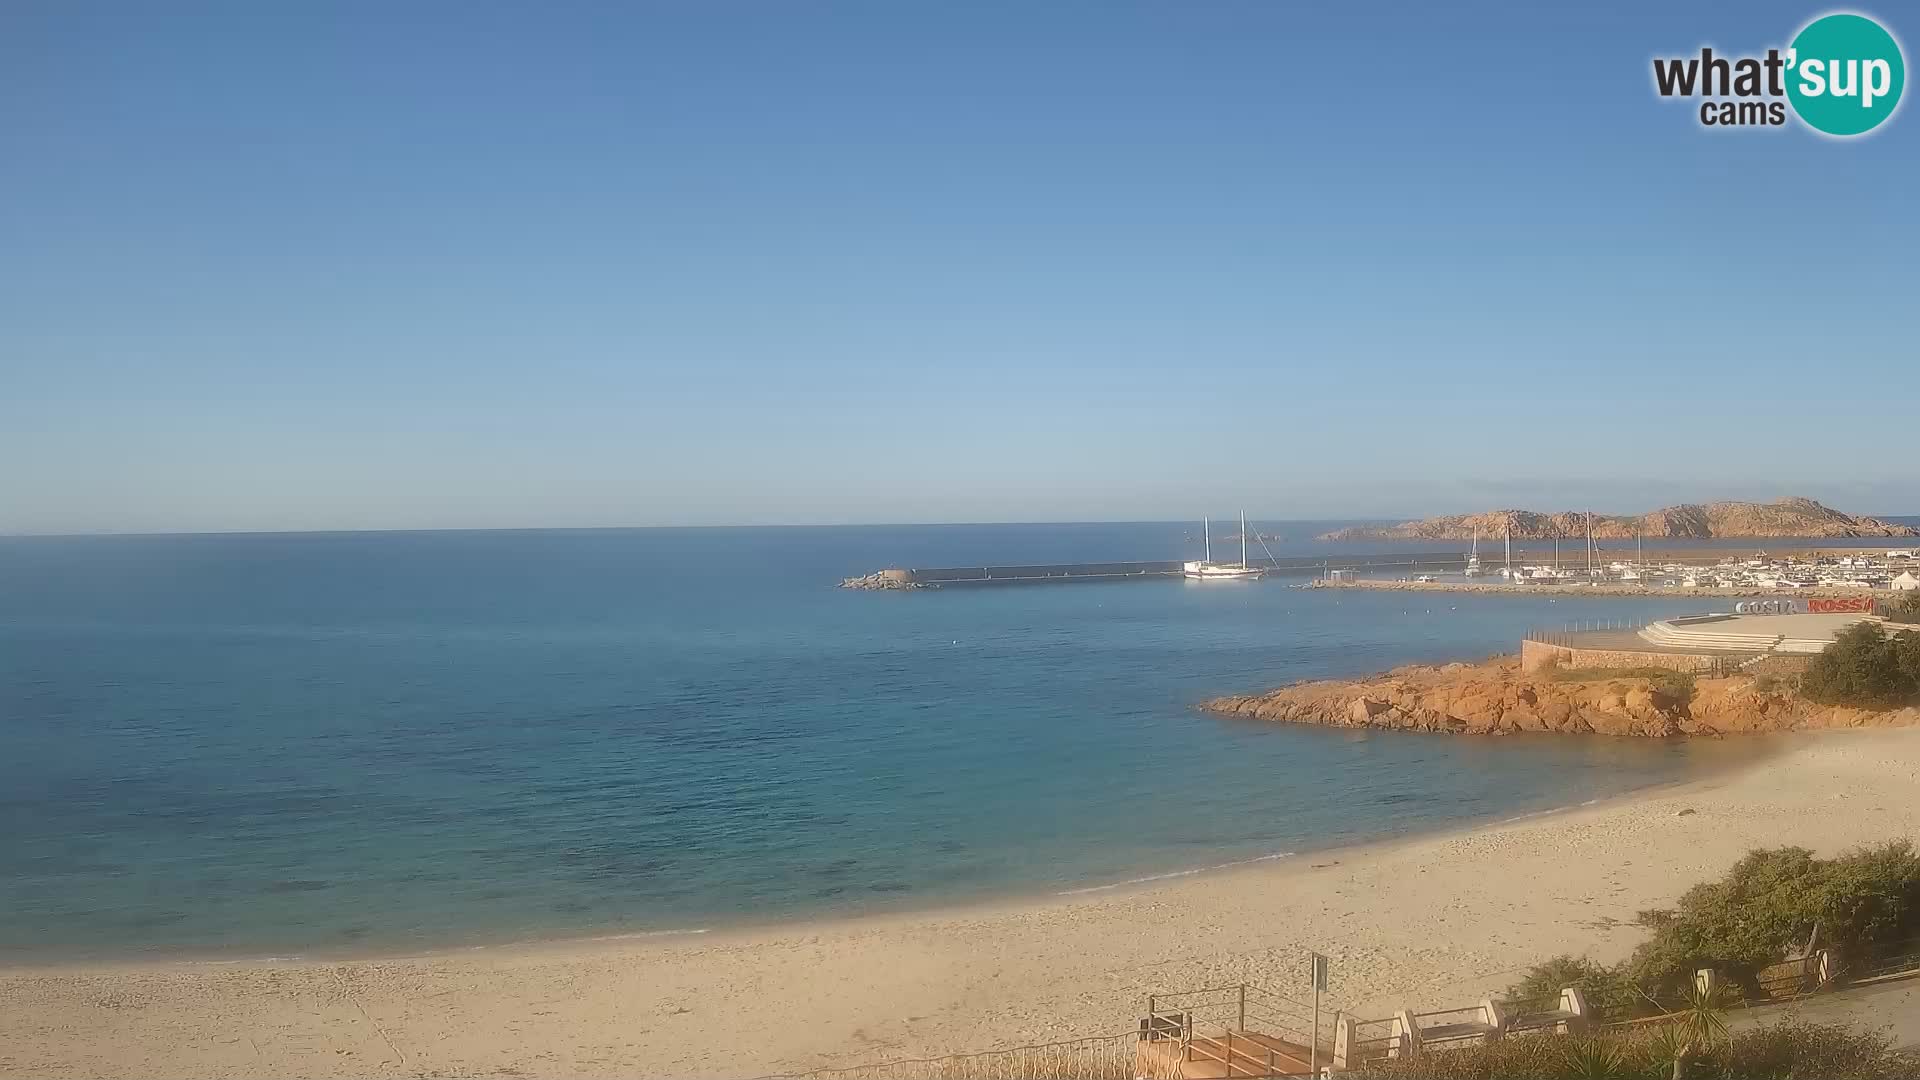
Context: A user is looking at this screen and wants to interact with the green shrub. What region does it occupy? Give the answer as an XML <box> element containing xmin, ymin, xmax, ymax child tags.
<box><xmin>1343</xmin><ymin>1020</ymin><xmax>1915</xmax><ymax>1080</ymax></box>
<box><xmin>1559</xmin><ymin>1036</ymin><xmax>1628</xmax><ymax>1080</ymax></box>
<box><xmin>1547</xmin><ymin>667</ymin><xmax>1696</xmax><ymax>703</ymax></box>
<box><xmin>1627</xmin><ymin>842</ymin><xmax>1920</xmax><ymax>998</ymax></box>
<box><xmin>1343</xmin><ymin>1033</ymin><xmax>1595</xmax><ymax>1080</ymax></box>
<box><xmin>1647</xmin><ymin>669</ymin><xmax>1696</xmax><ymax>704</ymax></box>
<box><xmin>1509</xmin><ymin>847</ymin><xmax>1920</xmax><ymax>1016</ymax></box>
<box><xmin>1878</xmin><ymin>589</ymin><xmax>1920</xmax><ymax>624</ymax></box>
<box><xmin>1720</xmin><ymin>1020</ymin><xmax>1916</xmax><ymax>1080</ymax></box>
<box><xmin>1506</xmin><ymin>955</ymin><xmax>1649</xmax><ymax>1019</ymax></box>
<box><xmin>1800</xmin><ymin>622</ymin><xmax>1920</xmax><ymax>708</ymax></box>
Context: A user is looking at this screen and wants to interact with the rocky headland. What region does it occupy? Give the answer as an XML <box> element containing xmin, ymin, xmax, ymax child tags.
<box><xmin>1201</xmin><ymin>657</ymin><xmax>1920</xmax><ymax>738</ymax></box>
<box><xmin>1319</xmin><ymin>497</ymin><xmax>1917</xmax><ymax>542</ymax></box>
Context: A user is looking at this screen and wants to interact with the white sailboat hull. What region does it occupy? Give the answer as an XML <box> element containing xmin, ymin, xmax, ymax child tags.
<box><xmin>1183</xmin><ymin>561</ymin><xmax>1265</xmax><ymax>580</ymax></box>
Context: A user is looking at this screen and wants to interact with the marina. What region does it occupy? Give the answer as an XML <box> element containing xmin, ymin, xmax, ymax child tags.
<box><xmin>843</xmin><ymin>545</ymin><xmax>1920</xmax><ymax>592</ymax></box>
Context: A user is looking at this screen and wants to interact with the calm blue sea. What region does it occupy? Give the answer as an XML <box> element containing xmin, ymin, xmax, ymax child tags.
<box><xmin>2</xmin><ymin>521</ymin><xmax>1910</xmax><ymax>962</ymax></box>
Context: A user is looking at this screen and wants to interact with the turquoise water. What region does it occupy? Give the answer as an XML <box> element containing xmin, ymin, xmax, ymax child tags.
<box><xmin>0</xmin><ymin>523</ymin><xmax>1838</xmax><ymax>961</ymax></box>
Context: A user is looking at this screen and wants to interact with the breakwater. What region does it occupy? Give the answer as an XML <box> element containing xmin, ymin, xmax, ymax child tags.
<box><xmin>840</xmin><ymin>552</ymin><xmax>1486</xmax><ymax>589</ymax></box>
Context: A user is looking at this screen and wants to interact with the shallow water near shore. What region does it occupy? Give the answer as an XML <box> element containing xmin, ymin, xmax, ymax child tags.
<box><xmin>0</xmin><ymin>524</ymin><xmax>1833</xmax><ymax>962</ymax></box>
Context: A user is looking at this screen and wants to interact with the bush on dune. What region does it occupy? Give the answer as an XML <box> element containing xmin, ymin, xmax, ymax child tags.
<box><xmin>1799</xmin><ymin>622</ymin><xmax>1920</xmax><ymax>708</ymax></box>
<box><xmin>1414</xmin><ymin>843</ymin><xmax>1920</xmax><ymax>1079</ymax></box>
<box><xmin>1342</xmin><ymin>1020</ymin><xmax>1915</xmax><ymax>1080</ymax></box>
<box><xmin>1505</xmin><ymin>954</ymin><xmax>1646</xmax><ymax>1015</ymax></box>
<box><xmin>1631</xmin><ymin>842</ymin><xmax>1920</xmax><ymax>997</ymax></box>
<box><xmin>1505</xmin><ymin>844</ymin><xmax>1920</xmax><ymax>1010</ymax></box>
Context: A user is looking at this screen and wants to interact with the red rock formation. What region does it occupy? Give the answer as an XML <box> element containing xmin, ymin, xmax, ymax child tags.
<box><xmin>1201</xmin><ymin>657</ymin><xmax>1920</xmax><ymax>737</ymax></box>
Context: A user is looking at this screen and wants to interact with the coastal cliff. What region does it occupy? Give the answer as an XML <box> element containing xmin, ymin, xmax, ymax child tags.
<box><xmin>1318</xmin><ymin>497</ymin><xmax>1917</xmax><ymax>542</ymax></box>
<box><xmin>1201</xmin><ymin>657</ymin><xmax>1920</xmax><ymax>737</ymax></box>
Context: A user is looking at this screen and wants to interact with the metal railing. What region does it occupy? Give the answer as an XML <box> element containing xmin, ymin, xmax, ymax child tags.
<box><xmin>1342</xmin><ymin>1016</ymin><xmax>1402</xmax><ymax>1064</ymax></box>
<box><xmin>1502</xmin><ymin>994</ymin><xmax>1572</xmax><ymax>1036</ymax></box>
<box><xmin>1844</xmin><ymin>939</ymin><xmax>1920</xmax><ymax>986</ymax></box>
<box><xmin>1149</xmin><ymin>984</ymin><xmax>1329</xmax><ymax>1048</ymax></box>
<box><xmin>1526</xmin><ymin>618</ymin><xmax>1645</xmax><ymax>639</ymax></box>
<box><xmin>1408</xmin><ymin>1004</ymin><xmax>1496</xmax><ymax>1049</ymax></box>
<box><xmin>1142</xmin><ymin>982</ymin><xmax>1331</xmax><ymax>1077</ymax></box>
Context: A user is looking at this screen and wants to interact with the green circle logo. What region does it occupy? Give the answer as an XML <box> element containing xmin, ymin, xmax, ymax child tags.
<box><xmin>1786</xmin><ymin>13</ymin><xmax>1905</xmax><ymax>136</ymax></box>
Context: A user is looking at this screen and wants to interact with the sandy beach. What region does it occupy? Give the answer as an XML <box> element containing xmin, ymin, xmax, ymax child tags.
<box><xmin>4</xmin><ymin>728</ymin><xmax>1918</xmax><ymax>1079</ymax></box>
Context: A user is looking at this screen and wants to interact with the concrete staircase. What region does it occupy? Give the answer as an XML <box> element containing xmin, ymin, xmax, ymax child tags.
<box><xmin>1638</xmin><ymin>616</ymin><xmax>1781</xmax><ymax>653</ymax></box>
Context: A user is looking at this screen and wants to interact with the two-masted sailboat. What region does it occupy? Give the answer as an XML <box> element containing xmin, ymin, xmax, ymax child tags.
<box><xmin>1184</xmin><ymin>513</ymin><xmax>1266</xmax><ymax>580</ymax></box>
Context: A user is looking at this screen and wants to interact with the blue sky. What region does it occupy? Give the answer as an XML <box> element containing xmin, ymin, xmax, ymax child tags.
<box><xmin>3</xmin><ymin>1</ymin><xmax>1914</xmax><ymax>533</ymax></box>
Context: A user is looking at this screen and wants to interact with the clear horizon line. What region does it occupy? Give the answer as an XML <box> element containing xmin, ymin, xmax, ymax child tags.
<box><xmin>3</xmin><ymin>509</ymin><xmax>1916</xmax><ymax>543</ymax></box>
<box><xmin>0</xmin><ymin>517</ymin><xmax>1397</xmax><ymax>541</ymax></box>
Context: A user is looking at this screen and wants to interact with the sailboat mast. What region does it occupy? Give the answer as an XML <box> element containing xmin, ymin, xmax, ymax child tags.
<box><xmin>1586</xmin><ymin>511</ymin><xmax>1594</xmax><ymax>577</ymax></box>
<box><xmin>1204</xmin><ymin>517</ymin><xmax>1212</xmax><ymax>564</ymax></box>
<box><xmin>1240</xmin><ymin>511</ymin><xmax>1249</xmax><ymax>570</ymax></box>
<box><xmin>1505</xmin><ymin>522</ymin><xmax>1512</xmax><ymax>575</ymax></box>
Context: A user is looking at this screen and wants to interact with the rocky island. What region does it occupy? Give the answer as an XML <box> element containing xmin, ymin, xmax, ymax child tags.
<box><xmin>1202</xmin><ymin>656</ymin><xmax>1920</xmax><ymax>738</ymax></box>
<box><xmin>1319</xmin><ymin>496</ymin><xmax>1916</xmax><ymax>542</ymax></box>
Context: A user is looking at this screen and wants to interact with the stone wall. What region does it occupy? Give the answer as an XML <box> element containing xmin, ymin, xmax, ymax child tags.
<box><xmin>1519</xmin><ymin>639</ymin><xmax>1720</xmax><ymax>674</ymax></box>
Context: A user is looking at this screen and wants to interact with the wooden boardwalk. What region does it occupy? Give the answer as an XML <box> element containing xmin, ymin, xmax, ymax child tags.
<box><xmin>1137</xmin><ymin>1030</ymin><xmax>1318</xmax><ymax>1078</ymax></box>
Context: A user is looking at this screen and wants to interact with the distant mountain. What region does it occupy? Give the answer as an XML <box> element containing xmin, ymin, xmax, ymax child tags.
<box><xmin>1318</xmin><ymin>498</ymin><xmax>1919</xmax><ymax>542</ymax></box>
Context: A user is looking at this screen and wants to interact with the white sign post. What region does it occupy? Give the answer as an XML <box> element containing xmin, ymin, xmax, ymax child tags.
<box><xmin>1310</xmin><ymin>952</ymin><xmax>1329</xmax><ymax>1076</ymax></box>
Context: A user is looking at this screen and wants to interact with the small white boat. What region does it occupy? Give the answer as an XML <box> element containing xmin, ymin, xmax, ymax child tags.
<box><xmin>1184</xmin><ymin>513</ymin><xmax>1265</xmax><ymax>581</ymax></box>
<box><xmin>1499</xmin><ymin>523</ymin><xmax>1520</xmax><ymax>580</ymax></box>
<box><xmin>1463</xmin><ymin>529</ymin><xmax>1483</xmax><ymax>576</ymax></box>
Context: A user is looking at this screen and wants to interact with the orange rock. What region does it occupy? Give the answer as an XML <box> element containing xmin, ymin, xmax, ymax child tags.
<box><xmin>1198</xmin><ymin>655</ymin><xmax>1917</xmax><ymax>738</ymax></box>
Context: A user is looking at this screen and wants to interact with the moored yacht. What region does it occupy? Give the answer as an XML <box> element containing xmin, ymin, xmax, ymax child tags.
<box><xmin>1184</xmin><ymin>513</ymin><xmax>1266</xmax><ymax>580</ymax></box>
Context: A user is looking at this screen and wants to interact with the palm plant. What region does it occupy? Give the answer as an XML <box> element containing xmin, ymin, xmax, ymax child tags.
<box><xmin>1560</xmin><ymin>1036</ymin><xmax>1627</xmax><ymax>1080</ymax></box>
<box><xmin>1676</xmin><ymin>980</ymin><xmax>1731</xmax><ymax>1051</ymax></box>
<box><xmin>1658</xmin><ymin>979</ymin><xmax>1732</xmax><ymax>1080</ymax></box>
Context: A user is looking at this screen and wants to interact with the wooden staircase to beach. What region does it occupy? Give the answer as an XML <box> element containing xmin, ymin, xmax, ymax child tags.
<box><xmin>1137</xmin><ymin>1028</ymin><xmax>1318</xmax><ymax>1078</ymax></box>
<box><xmin>1137</xmin><ymin>984</ymin><xmax>1328</xmax><ymax>1078</ymax></box>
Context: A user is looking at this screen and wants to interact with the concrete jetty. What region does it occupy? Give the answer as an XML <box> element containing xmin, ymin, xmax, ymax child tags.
<box><xmin>839</xmin><ymin>552</ymin><xmax>1488</xmax><ymax>589</ymax></box>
